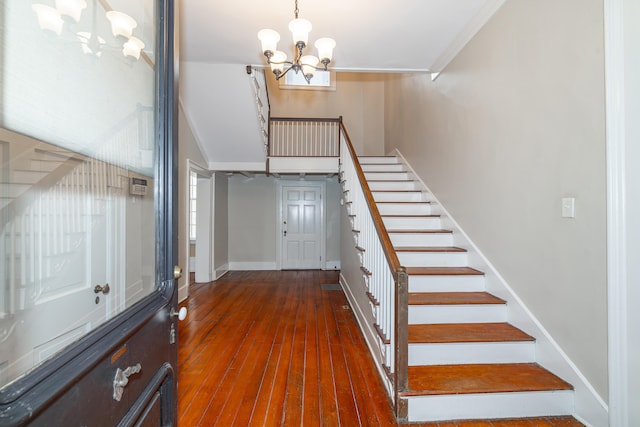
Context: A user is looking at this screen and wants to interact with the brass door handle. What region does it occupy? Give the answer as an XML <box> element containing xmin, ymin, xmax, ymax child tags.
<box><xmin>174</xmin><ymin>265</ymin><xmax>183</xmax><ymax>280</ymax></box>
<box><xmin>94</xmin><ymin>284</ymin><xmax>110</xmax><ymax>294</ymax></box>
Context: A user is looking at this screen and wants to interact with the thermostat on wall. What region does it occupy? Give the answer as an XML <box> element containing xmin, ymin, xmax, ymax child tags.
<box><xmin>130</xmin><ymin>177</ymin><xmax>148</xmax><ymax>196</ymax></box>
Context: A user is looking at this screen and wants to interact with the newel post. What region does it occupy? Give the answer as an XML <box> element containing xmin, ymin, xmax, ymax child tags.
<box><xmin>394</xmin><ymin>266</ymin><xmax>409</xmax><ymax>421</ymax></box>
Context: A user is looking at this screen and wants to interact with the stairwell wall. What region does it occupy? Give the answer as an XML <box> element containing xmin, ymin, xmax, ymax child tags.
<box><xmin>383</xmin><ymin>0</ymin><xmax>607</xmax><ymax>406</ymax></box>
<box><xmin>266</xmin><ymin>72</ymin><xmax>386</xmax><ymax>156</ymax></box>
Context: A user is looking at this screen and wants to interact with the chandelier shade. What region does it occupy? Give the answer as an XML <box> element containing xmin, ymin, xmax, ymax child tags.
<box><xmin>55</xmin><ymin>0</ymin><xmax>87</xmax><ymax>22</ymax></box>
<box><xmin>257</xmin><ymin>0</ymin><xmax>335</xmax><ymax>83</ymax></box>
<box><xmin>314</xmin><ymin>37</ymin><xmax>336</xmax><ymax>65</ymax></box>
<box><xmin>288</xmin><ymin>18</ymin><xmax>312</xmax><ymax>47</ymax></box>
<box><xmin>123</xmin><ymin>36</ymin><xmax>145</xmax><ymax>59</ymax></box>
<box><xmin>257</xmin><ymin>29</ymin><xmax>280</xmax><ymax>55</ymax></box>
<box><xmin>106</xmin><ymin>10</ymin><xmax>137</xmax><ymax>39</ymax></box>
<box><xmin>32</xmin><ymin>4</ymin><xmax>64</xmax><ymax>35</ymax></box>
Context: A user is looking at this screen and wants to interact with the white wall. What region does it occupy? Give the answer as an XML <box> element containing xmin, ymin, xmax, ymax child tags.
<box><xmin>384</xmin><ymin>0</ymin><xmax>607</xmax><ymax>405</ymax></box>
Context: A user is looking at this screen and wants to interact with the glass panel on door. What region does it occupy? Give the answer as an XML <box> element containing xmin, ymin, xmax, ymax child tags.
<box><xmin>0</xmin><ymin>0</ymin><xmax>157</xmax><ymax>390</ymax></box>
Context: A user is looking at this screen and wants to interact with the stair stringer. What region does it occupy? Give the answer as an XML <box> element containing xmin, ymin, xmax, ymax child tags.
<box><xmin>391</xmin><ymin>148</ymin><xmax>607</xmax><ymax>427</ymax></box>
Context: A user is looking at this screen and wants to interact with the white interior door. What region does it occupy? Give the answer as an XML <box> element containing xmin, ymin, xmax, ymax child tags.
<box><xmin>281</xmin><ymin>185</ymin><xmax>323</xmax><ymax>270</ymax></box>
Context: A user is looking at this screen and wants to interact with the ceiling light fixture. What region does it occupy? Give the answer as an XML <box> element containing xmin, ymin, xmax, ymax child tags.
<box><xmin>257</xmin><ymin>0</ymin><xmax>335</xmax><ymax>83</ymax></box>
<box><xmin>32</xmin><ymin>0</ymin><xmax>145</xmax><ymax>61</ymax></box>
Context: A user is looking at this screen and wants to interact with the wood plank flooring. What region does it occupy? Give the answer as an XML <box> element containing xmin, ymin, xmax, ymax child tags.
<box><xmin>178</xmin><ymin>270</ymin><xmax>584</xmax><ymax>426</ymax></box>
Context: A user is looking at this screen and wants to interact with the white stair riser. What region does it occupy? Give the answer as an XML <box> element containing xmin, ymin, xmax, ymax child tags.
<box><xmin>368</xmin><ymin>181</ymin><xmax>421</xmax><ymax>191</ymax></box>
<box><xmin>398</xmin><ymin>251</ymin><xmax>468</xmax><ymax>267</ymax></box>
<box><xmin>364</xmin><ymin>172</ymin><xmax>411</xmax><ymax>181</ymax></box>
<box><xmin>373</xmin><ymin>191</ymin><xmax>429</xmax><ymax>203</ymax></box>
<box><xmin>408</xmin><ymin>275</ymin><xmax>485</xmax><ymax>293</ymax></box>
<box><xmin>359</xmin><ymin>157</ymin><xmax>400</xmax><ymax>164</ymax></box>
<box><xmin>406</xmin><ymin>391</ymin><xmax>574</xmax><ymax>422</ymax></box>
<box><xmin>390</xmin><ymin>232</ymin><xmax>453</xmax><ymax>247</ymax></box>
<box><xmin>408</xmin><ymin>341</ymin><xmax>535</xmax><ymax>366</ymax></box>
<box><xmin>361</xmin><ymin>163</ymin><xmax>405</xmax><ymax>172</ymax></box>
<box><xmin>383</xmin><ymin>217</ymin><xmax>441</xmax><ymax>230</ymax></box>
<box><xmin>377</xmin><ymin>203</ymin><xmax>433</xmax><ymax>216</ymax></box>
<box><xmin>408</xmin><ymin>304</ymin><xmax>507</xmax><ymax>324</ymax></box>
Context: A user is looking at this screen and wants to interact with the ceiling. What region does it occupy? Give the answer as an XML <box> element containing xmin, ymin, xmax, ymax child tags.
<box><xmin>180</xmin><ymin>0</ymin><xmax>506</xmax><ymax>73</ymax></box>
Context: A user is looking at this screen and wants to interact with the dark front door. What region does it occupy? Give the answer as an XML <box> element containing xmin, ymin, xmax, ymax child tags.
<box><xmin>0</xmin><ymin>0</ymin><xmax>179</xmax><ymax>425</ymax></box>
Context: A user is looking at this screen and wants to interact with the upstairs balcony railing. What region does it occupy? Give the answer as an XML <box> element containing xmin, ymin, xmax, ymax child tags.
<box><xmin>269</xmin><ymin>117</ymin><xmax>340</xmax><ymax>157</ymax></box>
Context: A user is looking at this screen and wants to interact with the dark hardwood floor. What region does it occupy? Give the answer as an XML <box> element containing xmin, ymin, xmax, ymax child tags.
<box><xmin>178</xmin><ymin>270</ymin><xmax>584</xmax><ymax>426</ymax></box>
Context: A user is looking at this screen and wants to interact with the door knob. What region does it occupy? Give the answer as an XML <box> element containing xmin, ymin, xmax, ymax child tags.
<box><xmin>170</xmin><ymin>306</ymin><xmax>187</xmax><ymax>321</ymax></box>
<box><xmin>173</xmin><ymin>265</ymin><xmax>183</xmax><ymax>280</ymax></box>
<box><xmin>94</xmin><ymin>284</ymin><xmax>110</xmax><ymax>294</ymax></box>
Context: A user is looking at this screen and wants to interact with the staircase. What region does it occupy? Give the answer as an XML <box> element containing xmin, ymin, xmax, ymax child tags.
<box><xmin>352</xmin><ymin>155</ymin><xmax>575</xmax><ymax>423</ymax></box>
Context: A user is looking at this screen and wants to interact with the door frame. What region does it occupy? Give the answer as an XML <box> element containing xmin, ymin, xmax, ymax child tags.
<box><xmin>182</xmin><ymin>159</ymin><xmax>212</xmax><ymax>301</ymax></box>
<box><xmin>0</xmin><ymin>0</ymin><xmax>179</xmax><ymax>424</ymax></box>
<box><xmin>276</xmin><ymin>179</ymin><xmax>326</xmax><ymax>270</ymax></box>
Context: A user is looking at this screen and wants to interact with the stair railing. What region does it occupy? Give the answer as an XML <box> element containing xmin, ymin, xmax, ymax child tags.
<box><xmin>269</xmin><ymin>117</ymin><xmax>340</xmax><ymax>157</ymax></box>
<box><xmin>338</xmin><ymin>118</ymin><xmax>409</xmax><ymax>420</ymax></box>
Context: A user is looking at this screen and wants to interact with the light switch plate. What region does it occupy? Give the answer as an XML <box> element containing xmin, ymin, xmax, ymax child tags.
<box><xmin>562</xmin><ymin>197</ymin><xmax>575</xmax><ymax>218</ymax></box>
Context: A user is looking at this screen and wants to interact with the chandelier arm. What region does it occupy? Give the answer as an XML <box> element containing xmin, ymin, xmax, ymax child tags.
<box><xmin>275</xmin><ymin>63</ymin><xmax>297</xmax><ymax>80</ymax></box>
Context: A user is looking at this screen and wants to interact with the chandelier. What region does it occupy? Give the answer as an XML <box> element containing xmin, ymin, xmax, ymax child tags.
<box><xmin>257</xmin><ymin>0</ymin><xmax>336</xmax><ymax>83</ymax></box>
<box><xmin>31</xmin><ymin>0</ymin><xmax>145</xmax><ymax>60</ymax></box>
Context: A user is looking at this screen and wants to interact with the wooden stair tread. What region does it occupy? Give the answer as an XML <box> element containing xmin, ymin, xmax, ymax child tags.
<box><xmin>408</xmin><ymin>323</ymin><xmax>534</xmax><ymax>343</ymax></box>
<box><xmin>395</xmin><ymin>246</ymin><xmax>466</xmax><ymax>253</ymax></box>
<box><xmin>409</xmin><ymin>292</ymin><xmax>505</xmax><ymax>305</ymax></box>
<box><xmin>371</xmin><ymin>190</ymin><xmax>422</xmax><ymax>193</ymax></box>
<box><xmin>387</xmin><ymin>229</ymin><xmax>453</xmax><ymax>234</ymax></box>
<box><xmin>376</xmin><ymin>201</ymin><xmax>432</xmax><ymax>204</ymax></box>
<box><xmin>382</xmin><ymin>214</ymin><xmax>440</xmax><ymax>218</ymax></box>
<box><xmin>404</xmin><ymin>363</ymin><xmax>573</xmax><ymax>396</ymax></box>
<box><xmin>406</xmin><ymin>266</ymin><xmax>483</xmax><ymax>276</ymax></box>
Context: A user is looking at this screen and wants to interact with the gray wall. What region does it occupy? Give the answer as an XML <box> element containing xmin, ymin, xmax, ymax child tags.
<box><xmin>227</xmin><ymin>175</ymin><xmax>341</xmax><ymax>268</ymax></box>
<box><xmin>213</xmin><ymin>172</ymin><xmax>229</xmax><ymax>274</ymax></box>
<box><xmin>383</xmin><ymin>0</ymin><xmax>607</xmax><ymax>401</ymax></box>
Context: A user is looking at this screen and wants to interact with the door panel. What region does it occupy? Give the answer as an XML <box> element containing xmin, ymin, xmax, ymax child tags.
<box><xmin>0</xmin><ymin>0</ymin><xmax>179</xmax><ymax>424</ymax></box>
<box><xmin>281</xmin><ymin>185</ymin><xmax>323</xmax><ymax>269</ymax></box>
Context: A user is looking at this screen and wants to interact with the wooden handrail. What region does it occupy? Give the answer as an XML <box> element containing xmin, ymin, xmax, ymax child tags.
<box><xmin>338</xmin><ymin>121</ymin><xmax>401</xmax><ymax>273</ymax></box>
<box><xmin>270</xmin><ymin>117</ymin><xmax>342</xmax><ymax>123</ymax></box>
